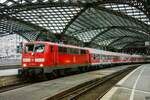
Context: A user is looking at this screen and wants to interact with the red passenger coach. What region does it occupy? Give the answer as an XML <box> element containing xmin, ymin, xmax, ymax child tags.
<box><xmin>19</xmin><ymin>41</ymin><xmax>145</xmax><ymax>78</ymax></box>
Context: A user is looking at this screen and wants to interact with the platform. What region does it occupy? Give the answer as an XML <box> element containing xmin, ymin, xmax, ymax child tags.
<box><xmin>0</xmin><ymin>65</ymin><xmax>137</xmax><ymax>100</ymax></box>
<box><xmin>0</xmin><ymin>65</ymin><xmax>20</xmax><ymax>70</ymax></box>
<box><xmin>0</xmin><ymin>69</ymin><xmax>18</xmax><ymax>76</ymax></box>
<box><xmin>0</xmin><ymin>59</ymin><xmax>21</xmax><ymax>71</ymax></box>
<box><xmin>0</xmin><ymin>59</ymin><xmax>21</xmax><ymax>66</ymax></box>
<box><xmin>101</xmin><ymin>64</ymin><xmax>150</xmax><ymax>100</ymax></box>
<box><xmin>0</xmin><ymin>62</ymin><xmax>20</xmax><ymax>76</ymax></box>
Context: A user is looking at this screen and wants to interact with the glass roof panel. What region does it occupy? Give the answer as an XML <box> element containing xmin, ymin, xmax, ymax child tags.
<box><xmin>73</xmin><ymin>29</ymin><xmax>106</xmax><ymax>42</ymax></box>
<box><xmin>10</xmin><ymin>7</ymin><xmax>82</xmax><ymax>33</ymax></box>
<box><xmin>102</xmin><ymin>3</ymin><xmax>150</xmax><ymax>25</ymax></box>
<box><xmin>95</xmin><ymin>39</ymin><xmax>115</xmax><ymax>46</ymax></box>
<box><xmin>0</xmin><ymin>0</ymin><xmax>149</xmax><ymax>52</ymax></box>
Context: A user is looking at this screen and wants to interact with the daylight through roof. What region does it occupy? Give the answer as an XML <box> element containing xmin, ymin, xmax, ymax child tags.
<box><xmin>0</xmin><ymin>0</ymin><xmax>150</xmax><ymax>54</ymax></box>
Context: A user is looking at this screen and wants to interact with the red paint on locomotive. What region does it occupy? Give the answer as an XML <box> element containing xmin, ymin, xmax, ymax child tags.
<box><xmin>22</xmin><ymin>41</ymin><xmax>89</xmax><ymax>68</ymax></box>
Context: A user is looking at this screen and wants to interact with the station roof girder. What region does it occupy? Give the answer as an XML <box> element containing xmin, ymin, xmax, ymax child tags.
<box><xmin>0</xmin><ymin>0</ymin><xmax>150</xmax><ymax>53</ymax></box>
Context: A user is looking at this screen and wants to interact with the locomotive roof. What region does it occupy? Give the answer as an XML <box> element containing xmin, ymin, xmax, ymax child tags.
<box><xmin>26</xmin><ymin>41</ymin><xmax>86</xmax><ymax>50</ymax></box>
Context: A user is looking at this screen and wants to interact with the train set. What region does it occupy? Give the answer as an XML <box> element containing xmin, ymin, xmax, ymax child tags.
<box><xmin>19</xmin><ymin>41</ymin><xmax>145</xmax><ymax>77</ymax></box>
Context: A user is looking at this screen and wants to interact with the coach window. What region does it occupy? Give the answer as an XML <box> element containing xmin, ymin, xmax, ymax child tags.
<box><xmin>114</xmin><ymin>56</ymin><xmax>118</xmax><ymax>60</ymax></box>
<box><xmin>93</xmin><ymin>54</ymin><xmax>96</xmax><ymax>60</ymax></box>
<box><xmin>112</xmin><ymin>56</ymin><xmax>115</xmax><ymax>60</ymax></box>
<box><xmin>98</xmin><ymin>54</ymin><xmax>100</xmax><ymax>59</ymax></box>
<box><xmin>108</xmin><ymin>55</ymin><xmax>110</xmax><ymax>60</ymax></box>
<box><xmin>103</xmin><ymin>55</ymin><xmax>106</xmax><ymax>60</ymax></box>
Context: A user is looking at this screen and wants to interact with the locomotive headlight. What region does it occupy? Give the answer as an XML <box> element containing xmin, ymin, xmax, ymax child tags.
<box><xmin>23</xmin><ymin>63</ymin><xmax>27</xmax><ymax>67</ymax></box>
<box><xmin>35</xmin><ymin>58</ymin><xmax>45</xmax><ymax>62</ymax></box>
<box><xmin>40</xmin><ymin>64</ymin><xmax>44</xmax><ymax>67</ymax></box>
<box><xmin>23</xmin><ymin>58</ymin><xmax>31</xmax><ymax>62</ymax></box>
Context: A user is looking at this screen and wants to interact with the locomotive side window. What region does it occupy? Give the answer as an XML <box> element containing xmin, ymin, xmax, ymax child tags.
<box><xmin>25</xmin><ymin>44</ymin><xmax>34</xmax><ymax>53</ymax></box>
<box><xmin>67</xmin><ymin>48</ymin><xmax>73</xmax><ymax>54</ymax></box>
<box><xmin>58</xmin><ymin>47</ymin><xmax>63</xmax><ymax>53</ymax></box>
<box><xmin>58</xmin><ymin>46</ymin><xmax>66</xmax><ymax>53</ymax></box>
<box><xmin>58</xmin><ymin>46</ymin><xmax>86</xmax><ymax>54</ymax></box>
<box><xmin>75</xmin><ymin>49</ymin><xmax>80</xmax><ymax>54</ymax></box>
<box><xmin>69</xmin><ymin>48</ymin><xmax>79</xmax><ymax>54</ymax></box>
<box><xmin>63</xmin><ymin>47</ymin><xmax>67</xmax><ymax>53</ymax></box>
<box><xmin>81</xmin><ymin>50</ymin><xmax>86</xmax><ymax>54</ymax></box>
<box><xmin>34</xmin><ymin>44</ymin><xmax>45</xmax><ymax>53</ymax></box>
<box><xmin>92</xmin><ymin>54</ymin><xmax>101</xmax><ymax>60</ymax></box>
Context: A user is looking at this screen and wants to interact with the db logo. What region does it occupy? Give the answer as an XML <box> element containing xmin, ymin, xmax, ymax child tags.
<box><xmin>32</xmin><ymin>59</ymin><xmax>34</xmax><ymax>62</ymax></box>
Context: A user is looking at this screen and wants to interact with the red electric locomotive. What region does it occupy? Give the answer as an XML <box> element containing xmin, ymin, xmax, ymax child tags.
<box><xmin>19</xmin><ymin>41</ymin><xmax>89</xmax><ymax>77</ymax></box>
<box><xmin>19</xmin><ymin>41</ymin><xmax>144</xmax><ymax>77</ymax></box>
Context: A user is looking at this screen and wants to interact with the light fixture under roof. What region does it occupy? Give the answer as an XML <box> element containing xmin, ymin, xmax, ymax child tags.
<box><xmin>0</xmin><ymin>0</ymin><xmax>7</xmax><ymax>3</ymax></box>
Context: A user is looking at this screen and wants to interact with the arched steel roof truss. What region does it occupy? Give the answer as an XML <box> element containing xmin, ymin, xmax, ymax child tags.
<box><xmin>0</xmin><ymin>0</ymin><xmax>150</xmax><ymax>53</ymax></box>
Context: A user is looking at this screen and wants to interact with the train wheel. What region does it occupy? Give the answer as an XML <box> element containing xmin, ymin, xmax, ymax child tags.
<box><xmin>45</xmin><ymin>73</ymin><xmax>54</xmax><ymax>80</ymax></box>
<box><xmin>53</xmin><ymin>70</ymin><xmax>58</xmax><ymax>78</ymax></box>
<box><xmin>78</xmin><ymin>67</ymin><xmax>85</xmax><ymax>73</ymax></box>
<box><xmin>64</xmin><ymin>68</ymin><xmax>71</xmax><ymax>75</ymax></box>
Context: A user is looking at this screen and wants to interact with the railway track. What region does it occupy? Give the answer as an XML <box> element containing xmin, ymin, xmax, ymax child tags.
<box><xmin>46</xmin><ymin>65</ymin><xmax>139</xmax><ymax>100</ymax></box>
<box><xmin>0</xmin><ymin>64</ymin><xmax>139</xmax><ymax>97</ymax></box>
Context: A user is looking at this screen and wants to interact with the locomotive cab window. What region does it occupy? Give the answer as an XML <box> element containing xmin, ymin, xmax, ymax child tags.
<box><xmin>34</xmin><ymin>44</ymin><xmax>45</xmax><ymax>53</ymax></box>
<box><xmin>24</xmin><ymin>44</ymin><xmax>34</xmax><ymax>53</ymax></box>
<box><xmin>24</xmin><ymin>43</ymin><xmax>45</xmax><ymax>53</ymax></box>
